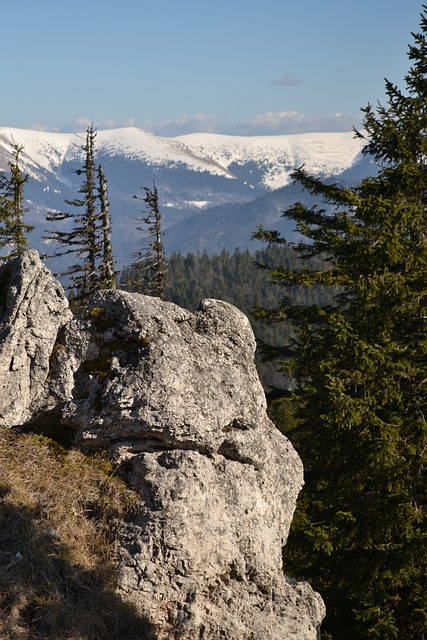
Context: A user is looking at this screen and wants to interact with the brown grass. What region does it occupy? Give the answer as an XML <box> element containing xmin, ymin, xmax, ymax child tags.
<box><xmin>0</xmin><ymin>428</ymin><xmax>154</xmax><ymax>639</ymax></box>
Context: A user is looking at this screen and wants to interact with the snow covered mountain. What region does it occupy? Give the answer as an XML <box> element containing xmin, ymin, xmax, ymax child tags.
<box><xmin>0</xmin><ymin>126</ymin><xmax>234</xmax><ymax>191</ymax></box>
<box><xmin>0</xmin><ymin>125</ymin><xmax>365</xmax><ymax>191</ymax></box>
<box><xmin>0</xmin><ymin>126</ymin><xmax>370</xmax><ymax>264</ymax></box>
<box><xmin>176</xmin><ymin>131</ymin><xmax>366</xmax><ymax>190</ymax></box>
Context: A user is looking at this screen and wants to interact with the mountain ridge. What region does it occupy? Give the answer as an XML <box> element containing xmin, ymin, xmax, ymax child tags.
<box><xmin>0</xmin><ymin>125</ymin><xmax>370</xmax><ymax>265</ymax></box>
<box><xmin>175</xmin><ymin>130</ymin><xmax>365</xmax><ymax>189</ymax></box>
<box><xmin>0</xmin><ymin>125</ymin><xmax>365</xmax><ymax>189</ymax></box>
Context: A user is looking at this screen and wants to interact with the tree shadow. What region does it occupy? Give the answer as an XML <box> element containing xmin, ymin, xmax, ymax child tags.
<box><xmin>0</xmin><ymin>494</ymin><xmax>156</xmax><ymax>640</ymax></box>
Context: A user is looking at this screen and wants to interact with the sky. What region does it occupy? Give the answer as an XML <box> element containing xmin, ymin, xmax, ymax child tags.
<box><xmin>1</xmin><ymin>0</ymin><xmax>424</xmax><ymax>137</ymax></box>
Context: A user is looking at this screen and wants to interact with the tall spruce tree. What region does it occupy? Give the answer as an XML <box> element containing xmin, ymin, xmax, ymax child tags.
<box><xmin>253</xmin><ymin>9</ymin><xmax>427</xmax><ymax>640</ymax></box>
<box><xmin>0</xmin><ymin>141</ymin><xmax>33</xmax><ymax>258</ymax></box>
<box><xmin>45</xmin><ymin>126</ymin><xmax>116</xmax><ymax>302</ymax></box>
<box><xmin>131</xmin><ymin>182</ymin><xmax>167</xmax><ymax>298</ymax></box>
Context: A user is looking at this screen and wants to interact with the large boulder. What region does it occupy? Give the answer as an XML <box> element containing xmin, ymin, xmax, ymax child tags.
<box><xmin>0</xmin><ymin>250</ymin><xmax>72</xmax><ymax>427</ymax></box>
<box><xmin>52</xmin><ymin>289</ymin><xmax>325</xmax><ymax>638</ymax></box>
<box><xmin>0</xmin><ymin>252</ymin><xmax>325</xmax><ymax>638</ymax></box>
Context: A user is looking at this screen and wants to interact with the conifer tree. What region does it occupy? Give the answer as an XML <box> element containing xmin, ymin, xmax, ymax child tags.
<box><xmin>132</xmin><ymin>182</ymin><xmax>167</xmax><ymax>298</ymax></box>
<box><xmin>253</xmin><ymin>9</ymin><xmax>427</xmax><ymax>640</ymax></box>
<box><xmin>45</xmin><ymin>126</ymin><xmax>116</xmax><ymax>302</ymax></box>
<box><xmin>97</xmin><ymin>164</ymin><xmax>116</xmax><ymax>290</ymax></box>
<box><xmin>0</xmin><ymin>141</ymin><xmax>33</xmax><ymax>258</ymax></box>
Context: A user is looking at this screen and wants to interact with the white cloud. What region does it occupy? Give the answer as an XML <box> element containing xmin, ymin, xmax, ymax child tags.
<box><xmin>142</xmin><ymin>110</ymin><xmax>363</xmax><ymax>137</ymax></box>
<box><xmin>28</xmin><ymin>123</ymin><xmax>58</xmax><ymax>132</ymax></box>
<box><xmin>99</xmin><ymin>117</ymin><xmax>136</xmax><ymax>130</ymax></box>
<box><xmin>58</xmin><ymin>117</ymin><xmax>136</xmax><ymax>133</ymax></box>
<box><xmin>59</xmin><ymin>117</ymin><xmax>94</xmax><ymax>133</ymax></box>
<box><xmin>144</xmin><ymin>113</ymin><xmax>221</xmax><ymax>137</ymax></box>
<box><xmin>272</xmin><ymin>73</ymin><xmax>304</xmax><ymax>87</ymax></box>
<box><xmin>223</xmin><ymin>111</ymin><xmax>363</xmax><ymax>136</ymax></box>
<box><xmin>35</xmin><ymin>110</ymin><xmax>362</xmax><ymax>138</ymax></box>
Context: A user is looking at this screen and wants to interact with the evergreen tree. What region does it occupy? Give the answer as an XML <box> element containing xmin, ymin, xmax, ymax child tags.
<box><xmin>253</xmin><ymin>9</ymin><xmax>427</xmax><ymax>640</ymax></box>
<box><xmin>0</xmin><ymin>141</ymin><xmax>33</xmax><ymax>258</ymax></box>
<box><xmin>131</xmin><ymin>182</ymin><xmax>167</xmax><ymax>298</ymax></box>
<box><xmin>45</xmin><ymin>126</ymin><xmax>115</xmax><ymax>302</ymax></box>
<box><xmin>97</xmin><ymin>164</ymin><xmax>117</xmax><ymax>290</ymax></box>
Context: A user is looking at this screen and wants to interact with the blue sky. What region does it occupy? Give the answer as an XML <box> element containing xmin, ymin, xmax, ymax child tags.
<box><xmin>2</xmin><ymin>0</ymin><xmax>424</xmax><ymax>136</ymax></box>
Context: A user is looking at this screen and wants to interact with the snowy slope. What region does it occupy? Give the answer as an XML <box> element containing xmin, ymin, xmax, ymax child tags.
<box><xmin>0</xmin><ymin>126</ymin><xmax>365</xmax><ymax>190</ymax></box>
<box><xmin>0</xmin><ymin>128</ymin><xmax>75</xmax><ymax>178</ymax></box>
<box><xmin>175</xmin><ymin>131</ymin><xmax>365</xmax><ymax>189</ymax></box>
<box><xmin>95</xmin><ymin>128</ymin><xmax>234</xmax><ymax>177</ymax></box>
<box><xmin>0</xmin><ymin>126</ymin><xmax>234</xmax><ymax>183</ymax></box>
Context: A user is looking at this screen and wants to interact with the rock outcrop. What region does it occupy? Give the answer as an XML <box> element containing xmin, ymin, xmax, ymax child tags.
<box><xmin>0</xmin><ymin>250</ymin><xmax>72</xmax><ymax>427</ymax></box>
<box><xmin>0</xmin><ymin>251</ymin><xmax>325</xmax><ymax>639</ymax></box>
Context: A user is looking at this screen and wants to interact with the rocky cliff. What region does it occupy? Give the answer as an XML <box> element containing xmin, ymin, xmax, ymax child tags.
<box><xmin>0</xmin><ymin>250</ymin><xmax>325</xmax><ymax>639</ymax></box>
<box><xmin>0</xmin><ymin>250</ymin><xmax>72</xmax><ymax>427</ymax></box>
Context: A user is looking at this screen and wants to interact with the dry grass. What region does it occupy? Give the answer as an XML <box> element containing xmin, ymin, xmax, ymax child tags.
<box><xmin>0</xmin><ymin>427</ymin><xmax>154</xmax><ymax>639</ymax></box>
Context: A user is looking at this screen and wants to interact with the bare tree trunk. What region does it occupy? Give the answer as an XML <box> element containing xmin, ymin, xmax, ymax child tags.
<box><xmin>98</xmin><ymin>164</ymin><xmax>116</xmax><ymax>289</ymax></box>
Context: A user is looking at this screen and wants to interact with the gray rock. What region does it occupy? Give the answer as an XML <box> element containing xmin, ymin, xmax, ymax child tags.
<box><xmin>54</xmin><ymin>289</ymin><xmax>325</xmax><ymax>638</ymax></box>
<box><xmin>0</xmin><ymin>250</ymin><xmax>72</xmax><ymax>426</ymax></box>
<box><xmin>118</xmin><ymin>450</ymin><xmax>324</xmax><ymax>639</ymax></box>
<box><xmin>0</xmin><ymin>253</ymin><xmax>325</xmax><ymax>637</ymax></box>
<box><xmin>60</xmin><ymin>292</ymin><xmax>284</xmax><ymax>464</ymax></box>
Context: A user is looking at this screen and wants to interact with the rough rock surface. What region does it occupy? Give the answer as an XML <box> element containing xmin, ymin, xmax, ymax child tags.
<box><xmin>52</xmin><ymin>290</ymin><xmax>325</xmax><ymax>638</ymax></box>
<box><xmin>0</xmin><ymin>250</ymin><xmax>72</xmax><ymax>427</ymax></box>
<box><xmin>0</xmin><ymin>252</ymin><xmax>325</xmax><ymax>638</ymax></box>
